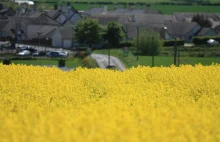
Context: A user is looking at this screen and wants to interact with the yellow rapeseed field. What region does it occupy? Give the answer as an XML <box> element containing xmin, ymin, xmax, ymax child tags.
<box><xmin>0</xmin><ymin>64</ymin><xmax>220</xmax><ymax>142</ymax></box>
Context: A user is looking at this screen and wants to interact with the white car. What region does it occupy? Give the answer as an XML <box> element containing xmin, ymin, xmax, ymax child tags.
<box><xmin>17</xmin><ymin>50</ymin><xmax>31</xmax><ymax>56</ymax></box>
<box><xmin>207</xmin><ymin>39</ymin><xmax>219</xmax><ymax>46</ymax></box>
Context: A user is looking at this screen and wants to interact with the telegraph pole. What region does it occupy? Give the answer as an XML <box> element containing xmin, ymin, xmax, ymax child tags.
<box><xmin>108</xmin><ymin>40</ymin><xmax>110</xmax><ymax>67</ymax></box>
<box><xmin>125</xmin><ymin>23</ymin><xmax>128</xmax><ymax>46</ymax></box>
<box><xmin>152</xmin><ymin>36</ymin><xmax>154</xmax><ymax>67</ymax></box>
<box><xmin>174</xmin><ymin>38</ymin><xmax>177</xmax><ymax>66</ymax></box>
<box><xmin>136</xmin><ymin>26</ymin><xmax>139</xmax><ymax>61</ymax></box>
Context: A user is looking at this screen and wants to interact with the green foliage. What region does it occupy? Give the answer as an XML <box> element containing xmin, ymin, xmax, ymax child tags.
<box><xmin>2</xmin><ymin>2</ymin><xmax>19</xmax><ymax>11</ymax></box>
<box><xmin>82</xmin><ymin>57</ymin><xmax>98</xmax><ymax>68</ymax></box>
<box><xmin>119</xmin><ymin>41</ymin><xmax>133</xmax><ymax>48</ymax></box>
<box><xmin>74</xmin><ymin>19</ymin><xmax>103</xmax><ymax>47</ymax></box>
<box><xmin>133</xmin><ymin>30</ymin><xmax>163</xmax><ymax>56</ymax></box>
<box><xmin>104</xmin><ymin>21</ymin><xmax>123</xmax><ymax>47</ymax></box>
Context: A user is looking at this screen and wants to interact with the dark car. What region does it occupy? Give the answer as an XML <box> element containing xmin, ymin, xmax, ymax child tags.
<box><xmin>32</xmin><ymin>51</ymin><xmax>48</xmax><ymax>56</ymax></box>
<box><xmin>46</xmin><ymin>51</ymin><xmax>68</xmax><ymax>58</ymax></box>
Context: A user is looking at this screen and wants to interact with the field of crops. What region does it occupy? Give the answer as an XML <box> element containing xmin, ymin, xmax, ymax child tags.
<box><xmin>0</xmin><ymin>64</ymin><xmax>220</xmax><ymax>141</ymax></box>
<box><xmin>34</xmin><ymin>0</ymin><xmax>220</xmax><ymax>3</ymax></box>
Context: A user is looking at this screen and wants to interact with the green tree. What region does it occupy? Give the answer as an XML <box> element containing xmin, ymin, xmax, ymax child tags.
<box><xmin>104</xmin><ymin>21</ymin><xmax>123</xmax><ymax>47</ymax></box>
<box><xmin>192</xmin><ymin>14</ymin><xmax>212</xmax><ymax>28</ymax></box>
<box><xmin>133</xmin><ymin>29</ymin><xmax>163</xmax><ymax>56</ymax></box>
<box><xmin>74</xmin><ymin>19</ymin><xmax>103</xmax><ymax>47</ymax></box>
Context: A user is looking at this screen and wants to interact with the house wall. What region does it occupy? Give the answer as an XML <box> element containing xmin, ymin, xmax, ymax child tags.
<box><xmin>52</xmin><ymin>29</ymin><xmax>62</xmax><ymax>47</ymax></box>
<box><xmin>184</xmin><ymin>26</ymin><xmax>201</xmax><ymax>42</ymax></box>
<box><xmin>165</xmin><ymin>31</ymin><xmax>172</xmax><ymax>40</ymax></box>
<box><xmin>63</xmin><ymin>39</ymin><xmax>72</xmax><ymax>48</ymax></box>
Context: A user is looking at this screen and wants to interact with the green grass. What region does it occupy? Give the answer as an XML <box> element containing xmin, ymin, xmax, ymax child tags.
<box><xmin>138</xmin><ymin>56</ymin><xmax>220</xmax><ymax>67</ymax></box>
<box><xmin>2</xmin><ymin>58</ymin><xmax>83</xmax><ymax>68</ymax></box>
<box><xmin>93</xmin><ymin>49</ymin><xmax>220</xmax><ymax>68</ymax></box>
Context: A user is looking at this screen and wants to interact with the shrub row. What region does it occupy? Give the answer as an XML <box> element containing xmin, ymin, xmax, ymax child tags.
<box><xmin>163</xmin><ymin>40</ymin><xmax>185</xmax><ymax>47</ymax></box>
<box><xmin>193</xmin><ymin>36</ymin><xmax>220</xmax><ymax>45</ymax></box>
<box><xmin>157</xmin><ymin>2</ymin><xmax>193</xmax><ymax>5</ymax></box>
<box><xmin>119</xmin><ymin>41</ymin><xmax>133</xmax><ymax>48</ymax></box>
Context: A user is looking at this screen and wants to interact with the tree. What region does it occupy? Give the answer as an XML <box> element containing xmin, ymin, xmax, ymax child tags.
<box><xmin>104</xmin><ymin>21</ymin><xmax>123</xmax><ymax>47</ymax></box>
<box><xmin>133</xmin><ymin>29</ymin><xmax>163</xmax><ymax>56</ymax></box>
<box><xmin>74</xmin><ymin>19</ymin><xmax>103</xmax><ymax>47</ymax></box>
<box><xmin>192</xmin><ymin>14</ymin><xmax>212</xmax><ymax>28</ymax></box>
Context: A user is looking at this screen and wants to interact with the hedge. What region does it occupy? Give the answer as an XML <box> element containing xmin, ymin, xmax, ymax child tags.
<box><xmin>163</xmin><ymin>40</ymin><xmax>185</xmax><ymax>47</ymax></box>
<box><xmin>193</xmin><ymin>36</ymin><xmax>220</xmax><ymax>45</ymax></box>
<box><xmin>119</xmin><ymin>41</ymin><xmax>133</xmax><ymax>47</ymax></box>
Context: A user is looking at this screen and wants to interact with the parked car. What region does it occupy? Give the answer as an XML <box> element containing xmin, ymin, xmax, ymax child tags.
<box><xmin>17</xmin><ymin>46</ymin><xmax>37</xmax><ymax>53</ymax></box>
<box><xmin>46</xmin><ymin>51</ymin><xmax>68</xmax><ymax>58</ymax></box>
<box><xmin>32</xmin><ymin>51</ymin><xmax>48</xmax><ymax>56</ymax></box>
<box><xmin>17</xmin><ymin>50</ymin><xmax>31</xmax><ymax>56</ymax></box>
<box><xmin>207</xmin><ymin>39</ymin><xmax>219</xmax><ymax>46</ymax></box>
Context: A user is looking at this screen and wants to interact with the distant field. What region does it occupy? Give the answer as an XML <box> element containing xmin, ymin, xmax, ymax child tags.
<box><xmin>151</xmin><ymin>5</ymin><xmax>220</xmax><ymax>14</ymax></box>
<box><xmin>34</xmin><ymin>2</ymin><xmax>220</xmax><ymax>14</ymax></box>
<box><xmin>33</xmin><ymin>0</ymin><xmax>220</xmax><ymax>3</ymax></box>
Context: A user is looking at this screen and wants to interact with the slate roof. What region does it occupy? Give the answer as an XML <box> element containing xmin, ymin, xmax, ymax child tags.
<box><xmin>0</xmin><ymin>15</ymin><xmax>8</xmax><ymax>20</ymax></box>
<box><xmin>144</xmin><ymin>8</ymin><xmax>162</xmax><ymax>14</ymax></box>
<box><xmin>197</xmin><ymin>28</ymin><xmax>213</xmax><ymax>36</ymax></box>
<box><xmin>84</xmin><ymin>7</ymin><xmax>108</xmax><ymax>15</ymax></box>
<box><xmin>27</xmin><ymin>25</ymin><xmax>57</xmax><ymax>39</ymax></box>
<box><xmin>0</xmin><ymin>8</ymin><xmax>9</xmax><ymax>13</ymax></box>
<box><xmin>117</xmin><ymin>14</ymin><xmax>176</xmax><ymax>25</ymax></box>
<box><xmin>0</xmin><ymin>20</ymin><xmax>8</xmax><ymax>30</ymax></box>
<box><xmin>134</xmin><ymin>14</ymin><xmax>176</xmax><ymax>24</ymax></box>
<box><xmin>2</xmin><ymin>18</ymin><xmax>14</xmax><ymax>32</ymax></box>
<box><xmin>114</xmin><ymin>8</ymin><xmax>130</xmax><ymax>14</ymax></box>
<box><xmin>163</xmin><ymin>21</ymin><xmax>199</xmax><ymax>37</ymax></box>
<box><xmin>214</xmin><ymin>25</ymin><xmax>220</xmax><ymax>34</ymax></box>
<box><xmin>46</xmin><ymin>10</ymin><xmax>60</xmax><ymax>19</ymax></box>
<box><xmin>174</xmin><ymin>12</ymin><xmax>220</xmax><ymax>22</ymax></box>
<box><xmin>88</xmin><ymin>15</ymin><xmax>119</xmax><ymax>25</ymax></box>
<box><xmin>122</xmin><ymin>23</ymin><xmax>164</xmax><ymax>39</ymax></box>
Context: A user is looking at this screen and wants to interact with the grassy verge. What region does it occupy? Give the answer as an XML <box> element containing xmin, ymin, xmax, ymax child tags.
<box><xmin>1</xmin><ymin>58</ymin><xmax>83</xmax><ymax>68</ymax></box>
<box><xmin>93</xmin><ymin>49</ymin><xmax>220</xmax><ymax>68</ymax></box>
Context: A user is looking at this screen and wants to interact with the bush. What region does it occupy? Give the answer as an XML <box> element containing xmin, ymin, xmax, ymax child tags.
<box><xmin>83</xmin><ymin>57</ymin><xmax>98</xmax><ymax>68</ymax></box>
<box><xmin>193</xmin><ymin>36</ymin><xmax>220</xmax><ymax>45</ymax></box>
<box><xmin>75</xmin><ymin>51</ymin><xmax>88</xmax><ymax>59</ymax></box>
<box><xmin>119</xmin><ymin>41</ymin><xmax>133</xmax><ymax>48</ymax></box>
<box><xmin>163</xmin><ymin>40</ymin><xmax>185</xmax><ymax>46</ymax></box>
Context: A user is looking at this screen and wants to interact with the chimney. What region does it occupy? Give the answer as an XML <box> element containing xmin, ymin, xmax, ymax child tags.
<box><xmin>123</xmin><ymin>3</ymin><xmax>126</xmax><ymax>8</ymax></box>
<box><xmin>0</xmin><ymin>4</ymin><xmax>3</xmax><ymax>10</ymax></box>
<box><xmin>90</xmin><ymin>2</ymin><xmax>94</xmax><ymax>9</ymax></box>
<box><xmin>66</xmin><ymin>2</ymin><xmax>71</xmax><ymax>6</ymax></box>
<box><xmin>114</xmin><ymin>4</ymin><xmax>118</xmax><ymax>10</ymax></box>
<box><xmin>104</xmin><ymin>5</ymin><xmax>108</xmax><ymax>12</ymax></box>
<box><xmin>23</xmin><ymin>3</ymin><xmax>28</xmax><ymax>9</ymax></box>
<box><xmin>129</xmin><ymin>4</ymin><xmax>135</xmax><ymax>10</ymax></box>
<box><xmin>54</xmin><ymin>4</ymin><xmax>58</xmax><ymax>10</ymax></box>
<box><xmin>33</xmin><ymin>4</ymin><xmax>37</xmax><ymax>11</ymax></box>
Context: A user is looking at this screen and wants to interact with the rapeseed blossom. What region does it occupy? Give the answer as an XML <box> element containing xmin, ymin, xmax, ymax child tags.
<box><xmin>0</xmin><ymin>64</ymin><xmax>219</xmax><ymax>142</ymax></box>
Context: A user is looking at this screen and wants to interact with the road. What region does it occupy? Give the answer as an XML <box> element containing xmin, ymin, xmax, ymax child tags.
<box><xmin>91</xmin><ymin>54</ymin><xmax>126</xmax><ymax>71</ymax></box>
